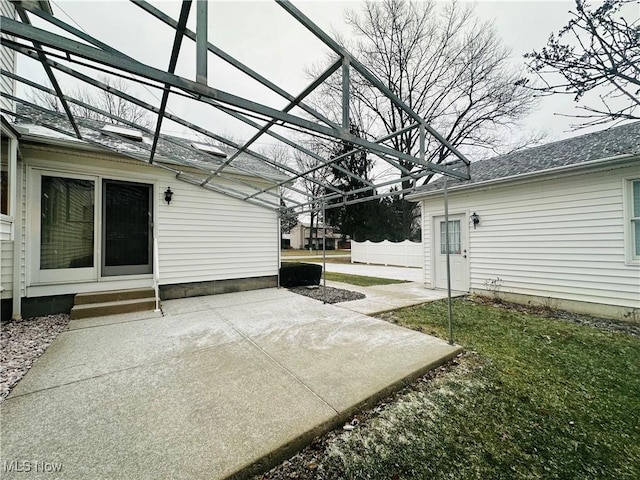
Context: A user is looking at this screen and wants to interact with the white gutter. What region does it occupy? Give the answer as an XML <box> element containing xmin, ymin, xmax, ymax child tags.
<box><xmin>18</xmin><ymin>130</ymin><xmax>290</xmax><ymax>183</ymax></box>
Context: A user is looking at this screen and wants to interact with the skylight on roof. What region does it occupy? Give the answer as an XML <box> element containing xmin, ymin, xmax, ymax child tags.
<box><xmin>101</xmin><ymin>124</ymin><xmax>143</xmax><ymax>142</ymax></box>
<box><xmin>191</xmin><ymin>142</ymin><xmax>228</xmax><ymax>158</ymax></box>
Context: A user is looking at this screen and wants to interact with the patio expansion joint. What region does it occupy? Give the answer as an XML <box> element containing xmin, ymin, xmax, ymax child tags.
<box><xmin>3</xmin><ymin>341</ymin><xmax>239</xmax><ymax>403</ymax></box>
<box><xmin>216</xmin><ymin>315</ymin><xmax>341</xmax><ymax>416</ymax></box>
<box><xmin>66</xmin><ymin>314</ymin><xmax>165</xmax><ymax>332</ymax></box>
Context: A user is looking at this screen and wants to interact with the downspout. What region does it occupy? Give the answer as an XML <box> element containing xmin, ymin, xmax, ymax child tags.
<box><xmin>277</xmin><ymin>212</ymin><xmax>281</xmax><ymax>288</ymax></box>
<box><xmin>153</xmin><ymin>237</ymin><xmax>160</xmax><ymax>312</ymax></box>
<box><xmin>12</xmin><ymin>149</ymin><xmax>22</xmax><ymax>320</ymax></box>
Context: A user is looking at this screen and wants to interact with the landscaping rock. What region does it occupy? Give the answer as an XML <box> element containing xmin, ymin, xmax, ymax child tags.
<box><xmin>0</xmin><ymin>314</ymin><xmax>69</xmax><ymax>402</ymax></box>
<box><xmin>288</xmin><ymin>286</ymin><xmax>365</xmax><ymax>304</ymax></box>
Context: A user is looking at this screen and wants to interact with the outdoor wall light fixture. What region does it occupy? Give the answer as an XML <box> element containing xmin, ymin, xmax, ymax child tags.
<box><xmin>471</xmin><ymin>212</ymin><xmax>480</xmax><ymax>229</ymax></box>
<box><xmin>164</xmin><ymin>187</ymin><xmax>173</xmax><ymax>205</ymax></box>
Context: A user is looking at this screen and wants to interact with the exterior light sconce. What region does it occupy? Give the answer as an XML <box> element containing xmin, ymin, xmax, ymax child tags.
<box><xmin>164</xmin><ymin>187</ymin><xmax>173</xmax><ymax>205</ymax></box>
<box><xmin>471</xmin><ymin>212</ymin><xmax>480</xmax><ymax>229</ymax></box>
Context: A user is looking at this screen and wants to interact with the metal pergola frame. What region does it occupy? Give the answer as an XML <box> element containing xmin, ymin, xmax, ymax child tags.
<box><xmin>1</xmin><ymin>0</ymin><xmax>471</xmax><ymax>216</ymax></box>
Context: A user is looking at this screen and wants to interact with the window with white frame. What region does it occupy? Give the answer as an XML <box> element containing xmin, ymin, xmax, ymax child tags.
<box><xmin>440</xmin><ymin>220</ymin><xmax>461</xmax><ymax>255</ymax></box>
<box><xmin>1</xmin><ymin>129</ymin><xmax>17</xmax><ymax>220</ymax></box>
<box><xmin>1</xmin><ymin>136</ymin><xmax>10</xmax><ymax>216</ymax></box>
<box><xmin>631</xmin><ymin>179</ymin><xmax>640</xmax><ymax>261</ymax></box>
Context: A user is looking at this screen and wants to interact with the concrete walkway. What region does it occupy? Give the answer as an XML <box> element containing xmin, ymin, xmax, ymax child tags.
<box><xmin>327</xmin><ymin>280</ymin><xmax>464</xmax><ymax>315</ymax></box>
<box><xmin>1</xmin><ymin>288</ymin><xmax>461</xmax><ymax>480</ymax></box>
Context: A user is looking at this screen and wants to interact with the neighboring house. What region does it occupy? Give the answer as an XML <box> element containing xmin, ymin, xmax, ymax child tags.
<box><xmin>281</xmin><ymin>233</ymin><xmax>291</xmax><ymax>249</ymax></box>
<box><xmin>0</xmin><ymin>103</ymin><xmax>287</xmax><ymax>319</ymax></box>
<box><xmin>408</xmin><ymin>123</ymin><xmax>640</xmax><ymax>319</ymax></box>
<box><xmin>289</xmin><ymin>221</ymin><xmax>341</xmax><ymax>250</ymax></box>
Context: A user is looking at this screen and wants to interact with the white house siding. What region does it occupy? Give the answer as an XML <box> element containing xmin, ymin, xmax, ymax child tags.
<box><xmin>0</xmin><ymin>0</ymin><xmax>16</xmax><ymax>113</ymax></box>
<box><xmin>421</xmin><ymin>163</ymin><xmax>640</xmax><ymax>309</ymax></box>
<box><xmin>157</xmin><ymin>180</ymin><xmax>278</xmax><ymax>285</ymax></box>
<box><xmin>19</xmin><ymin>143</ymin><xmax>278</xmax><ymax>297</ymax></box>
<box><xmin>1</xmin><ymin>239</ymin><xmax>11</xmax><ymax>298</ymax></box>
<box><xmin>0</xmin><ymin>155</ymin><xmax>22</xmax><ymax>305</ymax></box>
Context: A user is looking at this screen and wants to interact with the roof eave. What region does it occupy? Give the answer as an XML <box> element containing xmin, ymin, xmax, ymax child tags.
<box><xmin>1</xmin><ymin>115</ymin><xmax>22</xmax><ymax>138</ymax></box>
<box><xmin>406</xmin><ymin>153</ymin><xmax>639</xmax><ymax>201</ymax></box>
<box><xmin>17</xmin><ymin>129</ymin><xmax>289</xmax><ymax>183</ymax></box>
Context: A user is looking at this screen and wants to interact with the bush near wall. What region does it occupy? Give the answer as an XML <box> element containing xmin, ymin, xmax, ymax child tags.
<box><xmin>279</xmin><ymin>262</ymin><xmax>322</xmax><ymax>287</ymax></box>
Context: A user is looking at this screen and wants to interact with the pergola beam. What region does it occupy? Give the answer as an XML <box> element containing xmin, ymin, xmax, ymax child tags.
<box><xmin>195</xmin><ymin>0</ymin><xmax>208</xmax><ymax>84</ymax></box>
<box><xmin>149</xmin><ymin>0</ymin><xmax>192</xmax><ymax>164</ymax></box>
<box><xmin>205</xmin><ymin>58</ymin><xmax>343</xmax><ymax>181</ymax></box>
<box><xmin>0</xmin><ymin>0</ymin><xmax>478</xmax><ymax>223</ymax></box>
<box><xmin>13</xmin><ymin>6</ymin><xmax>81</xmax><ymax>139</ymax></box>
<box><xmin>1</xmin><ymin>45</ymin><xmax>316</xmax><ymax>199</ymax></box>
<box><xmin>5</xmin><ymin>104</ymin><xmax>282</xmax><ymax>211</ymax></box>
<box><xmin>276</xmin><ymin>0</ymin><xmax>471</xmax><ymax>168</ymax></box>
<box><xmin>130</xmin><ymin>0</ymin><xmax>339</xmax><ymax>130</ymax></box>
<box><xmin>0</xmin><ymin>16</ymin><xmax>468</xmax><ymax>180</ymax></box>
<box><xmin>4</xmin><ymin>93</ymin><xmax>289</xmax><ymax>209</ymax></box>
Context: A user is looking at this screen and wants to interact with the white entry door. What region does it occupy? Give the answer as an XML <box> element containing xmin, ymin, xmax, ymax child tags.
<box><xmin>434</xmin><ymin>214</ymin><xmax>469</xmax><ymax>292</ymax></box>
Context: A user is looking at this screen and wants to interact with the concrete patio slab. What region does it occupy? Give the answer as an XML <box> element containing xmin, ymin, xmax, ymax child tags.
<box><xmin>1</xmin><ymin>288</ymin><xmax>461</xmax><ymax>480</ymax></box>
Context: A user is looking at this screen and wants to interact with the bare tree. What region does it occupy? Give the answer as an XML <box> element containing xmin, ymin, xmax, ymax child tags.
<box><xmin>294</xmin><ymin>142</ymin><xmax>332</xmax><ymax>250</ymax></box>
<box><xmin>260</xmin><ymin>144</ymin><xmax>299</xmax><ymax>239</ymax></box>
<box><xmin>310</xmin><ymin>0</ymin><xmax>540</xmax><ymax>238</ymax></box>
<box><xmin>520</xmin><ymin>0</ymin><xmax>639</xmax><ymax>129</ymax></box>
<box><xmin>28</xmin><ymin>75</ymin><xmax>152</xmax><ymax>128</ymax></box>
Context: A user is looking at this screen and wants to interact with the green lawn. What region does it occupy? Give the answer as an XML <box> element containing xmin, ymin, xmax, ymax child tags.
<box><xmin>279</xmin><ymin>298</ymin><xmax>640</xmax><ymax>479</ymax></box>
<box><xmin>281</xmin><ymin>249</ymin><xmax>351</xmax><ymax>257</ymax></box>
<box><xmin>323</xmin><ymin>271</ymin><xmax>407</xmax><ymax>286</ymax></box>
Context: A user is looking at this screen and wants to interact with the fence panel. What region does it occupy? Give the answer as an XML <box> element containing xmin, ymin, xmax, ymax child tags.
<box><xmin>351</xmin><ymin>240</ymin><xmax>422</xmax><ymax>267</ymax></box>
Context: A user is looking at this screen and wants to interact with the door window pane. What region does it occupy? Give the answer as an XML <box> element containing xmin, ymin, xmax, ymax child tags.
<box><xmin>440</xmin><ymin>220</ymin><xmax>461</xmax><ymax>254</ymax></box>
<box><xmin>104</xmin><ymin>182</ymin><xmax>150</xmax><ymax>268</ymax></box>
<box><xmin>41</xmin><ymin>176</ymin><xmax>95</xmax><ymax>269</ymax></box>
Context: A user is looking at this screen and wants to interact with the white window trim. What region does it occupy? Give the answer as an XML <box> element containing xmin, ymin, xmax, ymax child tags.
<box><xmin>27</xmin><ymin>168</ymin><xmax>100</xmax><ymax>285</ymax></box>
<box><xmin>27</xmin><ymin>165</ymin><xmax>159</xmax><ymax>288</ymax></box>
<box><xmin>1</xmin><ymin>125</ymin><xmax>18</xmax><ymax>228</ymax></box>
<box><xmin>623</xmin><ymin>177</ymin><xmax>640</xmax><ymax>265</ymax></box>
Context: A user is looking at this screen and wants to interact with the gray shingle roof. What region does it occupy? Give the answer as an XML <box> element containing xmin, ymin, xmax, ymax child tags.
<box><xmin>13</xmin><ymin>104</ymin><xmax>287</xmax><ymax>181</ymax></box>
<box><xmin>411</xmin><ymin>121</ymin><xmax>640</xmax><ymax>196</ymax></box>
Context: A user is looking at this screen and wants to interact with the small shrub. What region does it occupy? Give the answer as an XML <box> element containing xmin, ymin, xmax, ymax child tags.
<box><xmin>279</xmin><ymin>262</ymin><xmax>322</xmax><ymax>287</ymax></box>
<box><xmin>483</xmin><ymin>276</ymin><xmax>503</xmax><ymax>302</ymax></box>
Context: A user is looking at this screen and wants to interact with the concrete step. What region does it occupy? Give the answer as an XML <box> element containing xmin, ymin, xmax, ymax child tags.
<box><xmin>74</xmin><ymin>288</ymin><xmax>156</xmax><ymax>305</ymax></box>
<box><xmin>70</xmin><ymin>297</ymin><xmax>157</xmax><ymax>320</ymax></box>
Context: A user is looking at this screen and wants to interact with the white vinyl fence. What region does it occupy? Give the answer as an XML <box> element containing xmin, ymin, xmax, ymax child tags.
<box><xmin>351</xmin><ymin>240</ymin><xmax>422</xmax><ymax>268</ymax></box>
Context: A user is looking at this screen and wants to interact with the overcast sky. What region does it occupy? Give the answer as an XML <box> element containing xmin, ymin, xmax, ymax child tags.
<box><xmin>17</xmin><ymin>0</ymin><xmax>637</xmax><ymax>150</ymax></box>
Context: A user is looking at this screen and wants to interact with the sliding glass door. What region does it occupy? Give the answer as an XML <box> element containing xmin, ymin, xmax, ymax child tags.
<box><xmin>30</xmin><ymin>171</ymin><xmax>154</xmax><ymax>285</ymax></box>
<box><xmin>102</xmin><ymin>180</ymin><xmax>153</xmax><ymax>276</ymax></box>
<box><xmin>33</xmin><ymin>172</ymin><xmax>97</xmax><ymax>283</ymax></box>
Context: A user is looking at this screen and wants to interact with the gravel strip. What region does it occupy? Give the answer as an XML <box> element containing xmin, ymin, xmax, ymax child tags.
<box><xmin>288</xmin><ymin>286</ymin><xmax>365</xmax><ymax>304</ymax></box>
<box><xmin>1</xmin><ymin>314</ymin><xmax>70</xmax><ymax>402</ymax></box>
